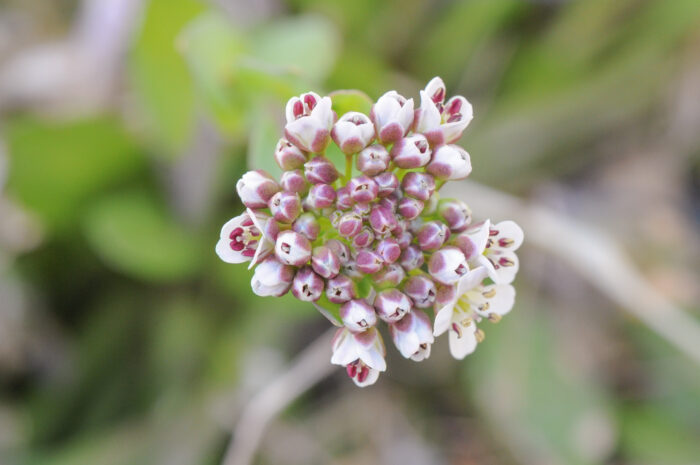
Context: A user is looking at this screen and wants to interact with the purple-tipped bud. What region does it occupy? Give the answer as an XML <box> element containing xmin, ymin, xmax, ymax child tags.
<box><xmin>326</xmin><ymin>274</ymin><xmax>357</xmax><ymax>303</ymax></box>
<box><xmin>327</xmin><ymin>239</ymin><xmax>351</xmax><ymax>265</ymax></box>
<box><xmin>374</xmin><ymin>289</ymin><xmax>412</xmax><ymax>323</ymax></box>
<box><xmin>304</xmin><ymin>156</ymin><xmax>339</xmax><ymax>184</ymax></box>
<box><xmin>331</xmin><ymin>111</ymin><xmax>375</xmax><ymax>154</ymax></box>
<box><xmin>340</xmin><ymin>299</ymin><xmax>377</xmax><ymax>332</ymax></box>
<box><xmin>306</xmin><ymin>183</ymin><xmax>336</xmax><ymax>209</ymax></box>
<box><xmin>357</xmin><ymin>144</ymin><xmax>390</xmax><ymax>176</ymax></box>
<box><xmin>291</xmin><ymin>266</ymin><xmax>325</xmax><ymax>301</ymax></box>
<box><xmin>392</xmin><ymin>217</ymin><xmax>409</xmax><ymax>236</ymax></box>
<box><xmin>438</xmin><ymin>199</ymin><xmax>472</xmax><ymax>232</ymax></box>
<box><xmin>337</xmin><ymin>212</ymin><xmax>363</xmax><ymax>238</ymax></box>
<box><xmin>417</xmin><ymin>221</ymin><xmax>450</xmax><ymax>252</ymax></box>
<box><xmin>269</xmin><ymin>191</ymin><xmax>302</xmax><ymax>223</ymax></box>
<box><xmin>274</xmin><ymin>230</ymin><xmax>312</xmax><ymax>266</ymax></box>
<box><xmin>356</xmin><ymin>249</ymin><xmax>384</xmax><ymax>274</ymax></box>
<box><xmin>390</xmin><ymin>134</ymin><xmax>432</xmax><ymax>168</ymax></box>
<box><xmin>348</xmin><ymin>175</ymin><xmax>379</xmax><ymax>204</ymax></box>
<box><xmin>378</xmin><ymin>195</ymin><xmax>399</xmax><ymax>213</ymax></box>
<box><xmin>336</xmin><ymin>186</ymin><xmax>353</xmax><ymax>210</ymax></box>
<box><xmin>343</xmin><ymin>258</ymin><xmax>364</xmax><ymax>279</ymax></box>
<box><xmin>373</xmin><ymin>263</ymin><xmax>406</xmax><ymax>287</ymax></box>
<box><xmin>311</xmin><ymin>245</ymin><xmax>341</xmax><ymax>279</ymax></box>
<box><xmin>369</xmin><ymin>205</ymin><xmax>398</xmax><ymax>235</ymax></box>
<box><xmin>375</xmin><ymin>238</ymin><xmax>401</xmax><ymax>263</ymax></box>
<box><xmin>396</xmin><ymin>231</ymin><xmax>413</xmax><ymax>249</ymax></box>
<box><xmin>236</xmin><ymin>170</ymin><xmax>280</xmax><ymax>209</ymax></box>
<box><xmin>401</xmin><ymin>172</ymin><xmax>435</xmax><ymax>202</ymax></box>
<box><xmin>292</xmin><ymin>213</ymin><xmax>320</xmax><ymax>241</ymax></box>
<box><xmin>352</xmin><ymin>202</ymin><xmax>371</xmax><ymax>217</ymax></box>
<box><xmin>251</xmin><ymin>256</ymin><xmax>295</xmax><ymax>297</ymax></box>
<box><xmin>403</xmin><ymin>275</ymin><xmax>436</xmax><ymax>308</ymax></box>
<box><xmin>275</xmin><ymin>138</ymin><xmax>307</xmax><ymax>170</ymax></box>
<box><xmin>389</xmin><ymin>309</ymin><xmax>434</xmax><ymax>361</ymax></box>
<box><xmin>397</xmin><ymin>196</ymin><xmax>424</xmax><ymax>220</ymax></box>
<box><xmin>428</xmin><ymin>246</ymin><xmax>468</xmax><ymax>285</ymax></box>
<box><xmin>352</xmin><ymin>227</ymin><xmax>375</xmax><ymax>249</ymax></box>
<box><xmin>374</xmin><ymin>172</ymin><xmax>399</xmax><ymax>198</ymax></box>
<box><xmin>280</xmin><ymin>169</ymin><xmax>308</xmax><ymax>195</ymax></box>
<box><xmin>426</xmin><ymin>144</ymin><xmax>472</xmax><ymax>180</ymax></box>
<box><xmin>371</xmin><ymin>91</ymin><xmax>415</xmax><ymax>144</ymax></box>
<box><xmin>399</xmin><ymin>245</ymin><xmax>424</xmax><ymax>271</ymax></box>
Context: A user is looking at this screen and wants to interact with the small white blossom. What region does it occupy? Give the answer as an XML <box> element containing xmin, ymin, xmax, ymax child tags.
<box><xmin>285</xmin><ymin>92</ymin><xmax>334</xmax><ymax>153</ymax></box>
<box><xmin>215</xmin><ymin>209</ymin><xmax>278</xmax><ymax>269</ymax></box>
<box><xmin>331</xmin><ymin>327</ymin><xmax>386</xmax><ymax>387</ymax></box>
<box><xmin>414</xmin><ymin>76</ymin><xmax>473</xmax><ymax>145</ymax></box>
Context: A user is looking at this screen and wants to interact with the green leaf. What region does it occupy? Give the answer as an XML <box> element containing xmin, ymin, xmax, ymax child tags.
<box><xmin>82</xmin><ymin>191</ymin><xmax>203</xmax><ymax>282</ymax></box>
<box><xmin>330</xmin><ymin>89</ymin><xmax>373</xmax><ymax>117</ymax></box>
<box><xmin>247</xmin><ymin>103</ymin><xmax>284</xmax><ymax>177</ymax></box>
<box><xmin>129</xmin><ymin>0</ymin><xmax>204</xmax><ymax>155</ymax></box>
<box><xmin>5</xmin><ymin>116</ymin><xmax>143</xmax><ymax>233</ymax></box>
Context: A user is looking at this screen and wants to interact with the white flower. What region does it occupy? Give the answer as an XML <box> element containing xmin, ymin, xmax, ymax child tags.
<box><xmin>236</xmin><ymin>170</ymin><xmax>280</xmax><ymax>209</ymax></box>
<box><xmin>389</xmin><ymin>309</ymin><xmax>434</xmax><ymax>361</ymax></box>
<box><xmin>284</xmin><ymin>92</ymin><xmax>334</xmax><ymax>153</ymax></box>
<box><xmin>414</xmin><ymin>76</ymin><xmax>473</xmax><ymax>146</ymax></box>
<box><xmin>331</xmin><ymin>327</ymin><xmax>386</xmax><ymax>387</ymax></box>
<box><xmin>456</xmin><ymin>220</ymin><xmax>524</xmax><ymax>284</ymax></box>
<box><xmin>433</xmin><ymin>266</ymin><xmax>515</xmax><ymax>359</ymax></box>
<box><xmin>215</xmin><ymin>209</ymin><xmax>278</xmax><ymax>269</ymax></box>
<box><xmin>331</xmin><ymin>111</ymin><xmax>375</xmax><ymax>154</ymax></box>
<box><xmin>250</xmin><ymin>256</ymin><xmax>295</xmax><ymax>297</ymax></box>
<box><xmin>370</xmin><ymin>90</ymin><xmax>414</xmax><ymax>144</ymax></box>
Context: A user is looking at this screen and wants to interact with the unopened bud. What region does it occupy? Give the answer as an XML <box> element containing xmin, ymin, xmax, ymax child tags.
<box><xmin>236</xmin><ymin>170</ymin><xmax>280</xmax><ymax>208</ymax></box>
<box><xmin>304</xmin><ymin>156</ymin><xmax>339</xmax><ymax>184</ymax></box>
<box><xmin>274</xmin><ymin>230</ymin><xmax>312</xmax><ymax>266</ymax></box>
<box><xmin>428</xmin><ymin>246</ymin><xmax>468</xmax><ymax>285</ymax></box>
<box><xmin>348</xmin><ymin>175</ymin><xmax>379</xmax><ymax>204</ymax></box>
<box><xmin>311</xmin><ymin>245</ymin><xmax>341</xmax><ymax>279</ymax></box>
<box><xmin>269</xmin><ymin>191</ymin><xmax>302</xmax><ymax>223</ymax></box>
<box><xmin>374</xmin><ymin>289</ymin><xmax>412</xmax><ymax>323</ymax></box>
<box><xmin>326</xmin><ymin>274</ymin><xmax>357</xmax><ymax>303</ymax></box>
<box><xmin>390</xmin><ymin>134</ymin><xmax>431</xmax><ymax>169</ymax></box>
<box><xmin>292</xmin><ymin>213</ymin><xmax>320</xmax><ymax>241</ymax></box>
<box><xmin>357</xmin><ymin>144</ymin><xmax>390</xmax><ymax>176</ymax></box>
<box><xmin>275</xmin><ymin>138</ymin><xmax>307</xmax><ymax>170</ymax></box>
<box><xmin>401</xmin><ymin>172</ymin><xmax>435</xmax><ymax>202</ymax></box>
<box><xmin>340</xmin><ymin>299</ymin><xmax>377</xmax><ymax>331</ymax></box>
<box><xmin>291</xmin><ymin>266</ymin><xmax>324</xmax><ymax>301</ymax></box>
<box><xmin>374</xmin><ymin>172</ymin><xmax>399</xmax><ymax>198</ymax></box>
<box><xmin>403</xmin><ymin>275</ymin><xmax>436</xmax><ymax>308</ymax></box>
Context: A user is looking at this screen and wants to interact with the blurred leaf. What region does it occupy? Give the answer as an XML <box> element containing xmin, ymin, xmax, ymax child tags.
<box><xmin>82</xmin><ymin>191</ymin><xmax>203</xmax><ymax>282</ymax></box>
<box><xmin>5</xmin><ymin>117</ymin><xmax>143</xmax><ymax>233</ymax></box>
<box><xmin>129</xmin><ymin>0</ymin><xmax>204</xmax><ymax>155</ymax></box>
<box><xmin>247</xmin><ymin>103</ymin><xmax>283</xmax><ymax>177</ymax></box>
<box><xmin>329</xmin><ymin>89</ymin><xmax>373</xmax><ymax>117</ymax></box>
<box><xmin>249</xmin><ymin>14</ymin><xmax>340</xmax><ymax>82</ymax></box>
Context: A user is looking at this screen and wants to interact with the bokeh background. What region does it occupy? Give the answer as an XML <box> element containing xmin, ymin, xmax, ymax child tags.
<box><xmin>1</xmin><ymin>0</ymin><xmax>699</xmax><ymax>464</ymax></box>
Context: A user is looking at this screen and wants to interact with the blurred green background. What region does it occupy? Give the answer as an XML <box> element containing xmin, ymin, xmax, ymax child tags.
<box><xmin>1</xmin><ymin>0</ymin><xmax>699</xmax><ymax>464</ymax></box>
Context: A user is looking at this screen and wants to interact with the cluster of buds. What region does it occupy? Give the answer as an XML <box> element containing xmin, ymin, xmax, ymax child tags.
<box><xmin>216</xmin><ymin>78</ymin><xmax>523</xmax><ymax>387</ymax></box>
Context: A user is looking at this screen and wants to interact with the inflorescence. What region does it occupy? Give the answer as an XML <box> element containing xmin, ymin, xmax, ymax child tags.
<box><xmin>216</xmin><ymin>77</ymin><xmax>523</xmax><ymax>387</ymax></box>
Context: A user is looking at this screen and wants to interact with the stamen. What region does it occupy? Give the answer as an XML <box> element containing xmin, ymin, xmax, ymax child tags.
<box><xmin>293</xmin><ymin>100</ymin><xmax>304</xmax><ymax>119</ymax></box>
<box><xmin>229</xmin><ymin>241</ymin><xmax>245</xmax><ymax>251</ymax></box>
<box><xmin>303</xmin><ymin>94</ymin><xmax>317</xmax><ymax>110</ymax></box>
<box><xmin>488</xmin><ymin>314</ymin><xmax>501</xmax><ymax>323</ymax></box>
<box><xmin>482</xmin><ymin>288</ymin><xmax>496</xmax><ymax>299</ymax></box>
<box><xmin>499</xmin><ymin>238</ymin><xmax>514</xmax><ymax>248</ymax></box>
<box><xmin>432</xmin><ymin>88</ymin><xmax>445</xmax><ymax>103</ymax></box>
<box><xmin>475</xmin><ymin>329</ymin><xmax>485</xmax><ymax>343</ymax></box>
<box><xmin>498</xmin><ymin>257</ymin><xmax>514</xmax><ymax>267</ymax></box>
<box><xmin>451</xmin><ymin>322</ymin><xmax>463</xmax><ymax>338</ymax></box>
<box><xmin>489</xmin><ymin>229</ymin><xmax>499</xmax><ymax>236</ymax></box>
<box><xmin>229</xmin><ymin>227</ymin><xmax>244</xmax><ymax>240</ymax></box>
<box><xmin>357</xmin><ymin>364</ymin><xmax>369</xmax><ymax>383</ymax></box>
<box><xmin>346</xmin><ymin>362</ymin><xmax>357</xmax><ymax>378</ymax></box>
<box><xmin>447</xmin><ymin>113</ymin><xmax>462</xmax><ymax>123</ymax></box>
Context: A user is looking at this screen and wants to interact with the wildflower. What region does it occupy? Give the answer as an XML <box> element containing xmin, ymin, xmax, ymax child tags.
<box><xmin>285</xmin><ymin>92</ymin><xmax>334</xmax><ymax>153</ymax></box>
<box><xmin>331</xmin><ymin>112</ymin><xmax>375</xmax><ymax>154</ymax></box>
<box><xmin>215</xmin><ymin>209</ymin><xmax>278</xmax><ymax>268</ymax></box>
<box><xmin>371</xmin><ymin>91</ymin><xmax>414</xmax><ymax>144</ymax></box>
<box><xmin>414</xmin><ymin>76</ymin><xmax>473</xmax><ymax>146</ymax></box>
<box><xmin>390</xmin><ymin>309</ymin><xmax>434</xmax><ymax>361</ymax></box>
<box><xmin>455</xmin><ymin>220</ymin><xmax>524</xmax><ymax>284</ymax></box>
<box><xmin>331</xmin><ymin>327</ymin><xmax>386</xmax><ymax>387</ymax></box>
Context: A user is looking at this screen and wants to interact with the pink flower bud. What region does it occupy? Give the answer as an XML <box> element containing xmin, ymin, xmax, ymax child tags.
<box><xmin>417</xmin><ymin>221</ymin><xmax>450</xmax><ymax>251</ymax></box>
<box><xmin>374</xmin><ymin>289</ymin><xmax>412</xmax><ymax>323</ymax></box>
<box><xmin>378</xmin><ymin>194</ymin><xmax>399</xmax><ymax>213</ymax></box>
<box><xmin>311</xmin><ymin>245</ymin><xmax>340</xmax><ymax>279</ymax></box>
<box><xmin>369</xmin><ymin>205</ymin><xmax>398</xmax><ymax>235</ymax></box>
<box><xmin>371</xmin><ymin>91</ymin><xmax>414</xmax><ymax>144</ymax></box>
<box><xmin>337</xmin><ymin>212</ymin><xmax>364</xmax><ymax>238</ymax></box>
<box><xmin>357</xmin><ymin>144</ymin><xmax>390</xmax><ymax>176</ymax></box>
<box><xmin>284</xmin><ymin>92</ymin><xmax>334</xmax><ymax>153</ymax></box>
<box><xmin>375</xmin><ymin>238</ymin><xmax>401</xmax><ymax>263</ymax></box>
<box><xmin>274</xmin><ymin>138</ymin><xmax>307</xmax><ymax>170</ymax></box>
<box><xmin>352</xmin><ymin>202</ymin><xmax>371</xmax><ymax>217</ymax></box>
<box><xmin>327</xmin><ymin>239</ymin><xmax>351</xmax><ymax>265</ymax></box>
<box><xmin>389</xmin><ymin>309</ymin><xmax>434</xmax><ymax>361</ymax></box>
<box><xmin>400</xmin><ymin>245</ymin><xmax>424</xmax><ymax>271</ymax></box>
<box><xmin>401</xmin><ymin>172</ymin><xmax>435</xmax><ymax>202</ymax></box>
<box><xmin>352</xmin><ymin>227</ymin><xmax>375</xmax><ymax>249</ymax></box>
<box><xmin>251</xmin><ymin>256</ymin><xmax>295</xmax><ymax>297</ymax></box>
<box><xmin>397</xmin><ymin>196</ymin><xmax>424</xmax><ymax>220</ymax></box>
<box><xmin>348</xmin><ymin>175</ymin><xmax>379</xmax><ymax>204</ymax></box>
<box><xmin>292</xmin><ymin>212</ymin><xmax>320</xmax><ymax>241</ymax></box>
<box><xmin>438</xmin><ymin>199</ymin><xmax>471</xmax><ymax>232</ymax></box>
<box><xmin>340</xmin><ymin>299</ymin><xmax>377</xmax><ymax>332</ymax></box>
<box><xmin>306</xmin><ymin>183</ymin><xmax>336</xmax><ymax>209</ymax></box>
<box><xmin>373</xmin><ymin>263</ymin><xmax>406</xmax><ymax>287</ymax></box>
<box><xmin>374</xmin><ymin>172</ymin><xmax>399</xmax><ymax>197</ymax></box>
<box><xmin>304</xmin><ymin>156</ymin><xmax>339</xmax><ymax>185</ymax></box>
<box><xmin>403</xmin><ymin>275</ymin><xmax>436</xmax><ymax>308</ymax></box>
<box><xmin>291</xmin><ymin>266</ymin><xmax>324</xmax><ymax>301</ymax></box>
<box><xmin>396</xmin><ymin>230</ymin><xmax>413</xmax><ymax>249</ymax></box>
<box><xmin>326</xmin><ymin>274</ymin><xmax>357</xmax><ymax>304</ymax></box>
<box><xmin>279</xmin><ymin>169</ymin><xmax>308</xmax><ymax>195</ymax></box>
<box><xmin>236</xmin><ymin>170</ymin><xmax>280</xmax><ymax>208</ymax></box>
<box><xmin>343</xmin><ymin>258</ymin><xmax>364</xmax><ymax>279</ymax></box>
<box><xmin>428</xmin><ymin>246</ymin><xmax>468</xmax><ymax>285</ymax></box>
<box><xmin>426</xmin><ymin>144</ymin><xmax>472</xmax><ymax>180</ymax></box>
<box><xmin>356</xmin><ymin>249</ymin><xmax>383</xmax><ymax>274</ymax></box>
<box><xmin>390</xmin><ymin>134</ymin><xmax>431</xmax><ymax>169</ymax></box>
<box><xmin>336</xmin><ymin>186</ymin><xmax>353</xmax><ymax>209</ymax></box>
<box><xmin>331</xmin><ymin>111</ymin><xmax>375</xmax><ymax>154</ymax></box>
<box><xmin>269</xmin><ymin>191</ymin><xmax>302</xmax><ymax>223</ymax></box>
<box><xmin>274</xmin><ymin>230</ymin><xmax>312</xmax><ymax>266</ymax></box>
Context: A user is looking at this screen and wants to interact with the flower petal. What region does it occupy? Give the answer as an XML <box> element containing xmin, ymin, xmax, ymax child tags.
<box><xmin>448</xmin><ymin>320</ymin><xmax>478</xmax><ymax>360</ymax></box>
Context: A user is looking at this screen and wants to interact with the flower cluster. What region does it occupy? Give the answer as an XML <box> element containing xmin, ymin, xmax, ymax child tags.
<box><xmin>216</xmin><ymin>77</ymin><xmax>523</xmax><ymax>387</ymax></box>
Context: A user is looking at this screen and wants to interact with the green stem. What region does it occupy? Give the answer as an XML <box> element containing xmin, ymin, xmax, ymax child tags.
<box><xmin>345</xmin><ymin>154</ymin><xmax>353</xmax><ymax>182</ymax></box>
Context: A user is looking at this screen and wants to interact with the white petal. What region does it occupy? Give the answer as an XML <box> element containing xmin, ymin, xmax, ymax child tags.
<box><xmin>353</xmin><ymin>367</ymin><xmax>380</xmax><ymax>387</ymax></box>
<box><xmin>215</xmin><ymin>238</ymin><xmax>248</xmax><ymax>264</ymax></box>
<box><xmin>285</xmin><ymin>96</ymin><xmax>302</xmax><ymax>123</ymax></box>
<box><xmin>397</xmin><ymin>97</ymin><xmax>415</xmax><ymax>131</ymax></box>
<box><xmin>456</xmin><ymin>266</ymin><xmax>488</xmax><ymax>296</ymax></box>
<box><xmin>492</xmin><ymin>252</ymin><xmax>519</xmax><ymax>285</ymax></box>
<box><xmin>330</xmin><ymin>329</ymin><xmax>358</xmax><ymax>366</ymax></box>
<box><xmin>311</xmin><ymin>96</ymin><xmax>334</xmax><ymax>128</ymax></box>
<box><xmin>494</xmin><ymin>220</ymin><xmax>524</xmax><ymax>251</ymax></box>
<box><xmin>373</xmin><ymin>91</ymin><xmax>401</xmax><ymax>127</ymax></box>
<box><xmin>415</xmin><ymin>90</ymin><xmax>441</xmax><ymax>133</ymax></box>
<box><xmin>489</xmin><ymin>284</ymin><xmax>516</xmax><ymax>315</ymax></box>
<box><xmin>249</xmin><ymin>239</ymin><xmax>273</xmax><ymax>270</ymax></box>
<box><xmin>433</xmin><ymin>302</ymin><xmax>456</xmax><ymax>337</ymax></box>
<box><xmin>424</xmin><ymin>76</ymin><xmax>445</xmax><ymax>101</ymax></box>
<box><xmin>448</xmin><ymin>321</ymin><xmax>478</xmax><ymax>360</ymax></box>
<box><xmin>468</xmin><ymin>219</ymin><xmax>491</xmax><ymax>256</ymax></box>
<box><xmin>359</xmin><ymin>345</ymin><xmax>387</xmax><ymax>372</ymax></box>
<box><xmin>285</xmin><ymin>118</ymin><xmax>317</xmax><ymax>151</ymax></box>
